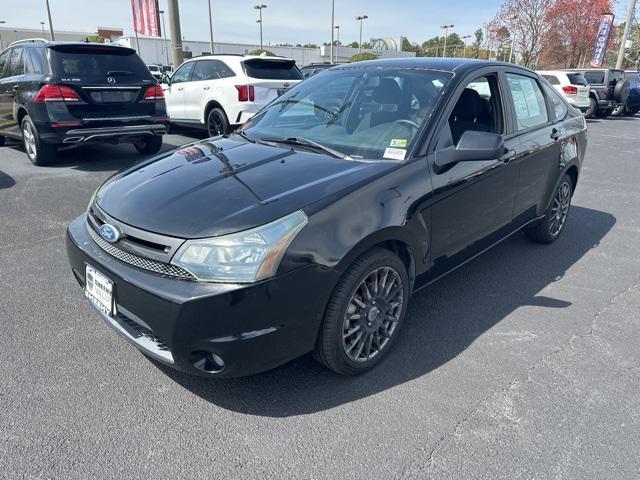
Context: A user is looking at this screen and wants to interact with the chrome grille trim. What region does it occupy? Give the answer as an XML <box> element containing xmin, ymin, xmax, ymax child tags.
<box><xmin>88</xmin><ymin>222</ymin><xmax>196</xmax><ymax>280</ymax></box>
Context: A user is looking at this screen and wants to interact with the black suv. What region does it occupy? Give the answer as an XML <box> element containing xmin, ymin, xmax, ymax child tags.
<box><xmin>0</xmin><ymin>39</ymin><xmax>168</xmax><ymax>165</ymax></box>
<box><xmin>565</xmin><ymin>68</ymin><xmax>630</xmax><ymax>118</ymax></box>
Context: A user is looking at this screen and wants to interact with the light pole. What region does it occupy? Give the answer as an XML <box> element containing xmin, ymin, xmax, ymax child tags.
<box><xmin>207</xmin><ymin>0</ymin><xmax>214</xmax><ymax>54</ymax></box>
<box><xmin>45</xmin><ymin>0</ymin><xmax>55</xmax><ymax>40</ymax></box>
<box><xmin>330</xmin><ymin>0</ymin><xmax>335</xmax><ymax>64</ymax></box>
<box><xmin>440</xmin><ymin>24</ymin><xmax>454</xmax><ymax>57</ymax></box>
<box><xmin>254</xmin><ymin>4</ymin><xmax>267</xmax><ymax>51</ymax></box>
<box><xmin>335</xmin><ymin>25</ymin><xmax>340</xmax><ymax>58</ymax></box>
<box><xmin>508</xmin><ymin>15</ymin><xmax>518</xmax><ymax>63</ymax></box>
<box><xmin>0</xmin><ymin>21</ymin><xmax>5</xmax><ymax>50</ymax></box>
<box><xmin>462</xmin><ymin>34</ymin><xmax>471</xmax><ymax>58</ymax></box>
<box><xmin>40</xmin><ymin>21</ymin><xmax>46</xmax><ymax>38</ymax></box>
<box><xmin>356</xmin><ymin>15</ymin><xmax>368</xmax><ymax>53</ymax></box>
<box><xmin>159</xmin><ymin>10</ymin><xmax>169</xmax><ymax>66</ymax></box>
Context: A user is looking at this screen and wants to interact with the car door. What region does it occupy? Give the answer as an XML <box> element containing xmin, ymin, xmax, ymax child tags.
<box><xmin>164</xmin><ymin>61</ymin><xmax>195</xmax><ymax>120</ymax></box>
<box><xmin>183</xmin><ymin>60</ymin><xmax>232</xmax><ymax>121</ymax></box>
<box><xmin>502</xmin><ymin>70</ymin><xmax>562</xmax><ymax>224</ymax></box>
<box><xmin>428</xmin><ymin>69</ymin><xmax>520</xmax><ymax>278</ymax></box>
<box><xmin>0</xmin><ymin>47</ymin><xmax>23</xmax><ymax>136</ymax></box>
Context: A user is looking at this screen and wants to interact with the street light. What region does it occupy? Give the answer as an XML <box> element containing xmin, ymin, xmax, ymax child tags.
<box><xmin>508</xmin><ymin>15</ymin><xmax>518</xmax><ymax>63</ymax></box>
<box><xmin>40</xmin><ymin>21</ymin><xmax>46</xmax><ymax>38</ymax></box>
<box><xmin>254</xmin><ymin>4</ymin><xmax>267</xmax><ymax>50</ymax></box>
<box><xmin>159</xmin><ymin>10</ymin><xmax>170</xmax><ymax>67</ymax></box>
<box><xmin>335</xmin><ymin>25</ymin><xmax>340</xmax><ymax>46</ymax></box>
<box><xmin>355</xmin><ymin>15</ymin><xmax>368</xmax><ymax>53</ymax></box>
<box><xmin>440</xmin><ymin>24</ymin><xmax>454</xmax><ymax>57</ymax></box>
<box><xmin>461</xmin><ymin>34</ymin><xmax>471</xmax><ymax>58</ymax></box>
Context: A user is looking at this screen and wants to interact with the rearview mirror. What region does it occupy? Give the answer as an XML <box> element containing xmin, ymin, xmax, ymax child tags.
<box><xmin>434</xmin><ymin>130</ymin><xmax>504</xmax><ymax>170</ymax></box>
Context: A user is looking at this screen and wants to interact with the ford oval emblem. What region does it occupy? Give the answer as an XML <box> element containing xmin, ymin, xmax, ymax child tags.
<box><xmin>99</xmin><ymin>224</ymin><xmax>120</xmax><ymax>243</ymax></box>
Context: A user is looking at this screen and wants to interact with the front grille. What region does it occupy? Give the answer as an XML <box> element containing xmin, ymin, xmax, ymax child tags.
<box><xmin>88</xmin><ymin>224</ymin><xmax>196</xmax><ymax>281</ymax></box>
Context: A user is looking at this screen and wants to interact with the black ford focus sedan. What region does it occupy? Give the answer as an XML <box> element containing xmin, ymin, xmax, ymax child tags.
<box><xmin>66</xmin><ymin>58</ymin><xmax>586</xmax><ymax>377</ymax></box>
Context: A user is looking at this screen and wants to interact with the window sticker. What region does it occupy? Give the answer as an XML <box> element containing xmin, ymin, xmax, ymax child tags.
<box><xmin>390</xmin><ymin>138</ymin><xmax>408</xmax><ymax>148</ymax></box>
<box><xmin>383</xmin><ymin>147</ymin><xmax>406</xmax><ymax>160</ymax></box>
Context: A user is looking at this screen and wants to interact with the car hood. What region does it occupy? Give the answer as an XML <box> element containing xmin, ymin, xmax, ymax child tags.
<box><xmin>96</xmin><ymin>137</ymin><xmax>396</xmax><ymax>238</ymax></box>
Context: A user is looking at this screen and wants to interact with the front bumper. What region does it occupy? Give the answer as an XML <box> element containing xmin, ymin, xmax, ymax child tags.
<box><xmin>66</xmin><ymin>216</ymin><xmax>339</xmax><ymax>377</ymax></box>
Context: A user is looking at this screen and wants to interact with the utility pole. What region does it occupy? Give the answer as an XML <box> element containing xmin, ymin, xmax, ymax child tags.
<box><xmin>617</xmin><ymin>0</ymin><xmax>637</xmax><ymax>69</ymax></box>
<box><xmin>441</xmin><ymin>24</ymin><xmax>454</xmax><ymax>57</ymax></box>
<box><xmin>167</xmin><ymin>0</ymin><xmax>184</xmax><ymax>68</ymax></box>
<box><xmin>45</xmin><ymin>0</ymin><xmax>55</xmax><ymax>40</ymax></box>
<box><xmin>207</xmin><ymin>0</ymin><xmax>214</xmax><ymax>54</ymax></box>
<box><xmin>255</xmin><ymin>4</ymin><xmax>267</xmax><ymax>50</ymax></box>
<box><xmin>330</xmin><ymin>0</ymin><xmax>335</xmax><ymax>64</ymax></box>
<box><xmin>356</xmin><ymin>15</ymin><xmax>368</xmax><ymax>53</ymax></box>
<box><xmin>508</xmin><ymin>15</ymin><xmax>518</xmax><ymax>63</ymax></box>
<box><xmin>159</xmin><ymin>10</ymin><xmax>169</xmax><ymax>66</ymax></box>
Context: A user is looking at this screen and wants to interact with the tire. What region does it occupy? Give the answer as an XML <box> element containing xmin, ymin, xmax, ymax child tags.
<box><xmin>133</xmin><ymin>135</ymin><xmax>163</xmax><ymax>154</ymax></box>
<box><xmin>594</xmin><ymin>108</ymin><xmax>612</xmax><ymax>118</ymax></box>
<box><xmin>314</xmin><ymin>247</ymin><xmax>410</xmax><ymax>375</ymax></box>
<box><xmin>206</xmin><ymin>107</ymin><xmax>229</xmax><ymax>138</ymax></box>
<box><xmin>614</xmin><ymin>79</ymin><xmax>630</xmax><ymax>104</ymax></box>
<box><xmin>624</xmin><ymin>106</ymin><xmax>639</xmax><ymax>117</ymax></box>
<box><xmin>21</xmin><ymin>115</ymin><xmax>56</xmax><ymax>166</ymax></box>
<box><xmin>612</xmin><ymin>104</ymin><xmax>625</xmax><ymax>116</ymax></box>
<box><xmin>525</xmin><ymin>174</ymin><xmax>573</xmax><ymax>244</ymax></box>
<box><xmin>0</xmin><ymin>135</ymin><xmax>5</xmax><ymax>146</ymax></box>
<box><xmin>584</xmin><ymin>97</ymin><xmax>596</xmax><ymax>119</ymax></box>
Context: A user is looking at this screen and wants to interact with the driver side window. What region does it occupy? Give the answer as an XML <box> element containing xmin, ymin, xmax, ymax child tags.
<box><xmin>448</xmin><ymin>74</ymin><xmax>503</xmax><ymax>145</ymax></box>
<box><xmin>171</xmin><ymin>62</ymin><xmax>194</xmax><ymax>84</ymax></box>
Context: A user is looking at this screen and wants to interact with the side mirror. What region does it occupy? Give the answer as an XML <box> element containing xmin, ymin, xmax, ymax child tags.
<box><xmin>434</xmin><ymin>130</ymin><xmax>504</xmax><ymax>170</ymax></box>
<box><xmin>162</xmin><ymin>74</ymin><xmax>171</xmax><ymax>86</ymax></box>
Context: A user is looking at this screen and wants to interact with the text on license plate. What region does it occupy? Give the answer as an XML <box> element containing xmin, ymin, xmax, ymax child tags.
<box><xmin>85</xmin><ymin>265</ymin><xmax>114</xmax><ymax>316</ymax></box>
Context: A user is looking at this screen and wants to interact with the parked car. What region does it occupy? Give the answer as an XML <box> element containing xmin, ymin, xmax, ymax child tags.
<box><xmin>614</xmin><ymin>71</ymin><xmax>640</xmax><ymax>116</ymax></box>
<box><xmin>0</xmin><ymin>39</ymin><xmax>168</xmax><ymax>165</ymax></box>
<box><xmin>300</xmin><ymin>63</ymin><xmax>336</xmax><ymax>78</ymax></box>
<box><xmin>538</xmin><ymin>70</ymin><xmax>591</xmax><ymax>116</ymax></box>
<box><xmin>147</xmin><ymin>64</ymin><xmax>164</xmax><ymax>81</ymax></box>
<box><xmin>563</xmin><ymin>68</ymin><xmax>630</xmax><ymax>118</ymax></box>
<box><xmin>67</xmin><ymin>58</ymin><xmax>586</xmax><ymax>378</ymax></box>
<box><xmin>163</xmin><ymin>54</ymin><xmax>303</xmax><ymax>137</ymax></box>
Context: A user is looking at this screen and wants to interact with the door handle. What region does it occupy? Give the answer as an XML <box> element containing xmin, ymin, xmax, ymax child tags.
<box><xmin>177</xmin><ymin>87</ymin><xmax>184</xmax><ymax>91</ymax></box>
<box><xmin>501</xmin><ymin>149</ymin><xmax>516</xmax><ymax>163</ymax></box>
<box><xmin>203</xmin><ymin>86</ymin><xmax>210</xmax><ymax>90</ymax></box>
<box><xmin>550</xmin><ymin>128</ymin><xmax>563</xmax><ymax>141</ymax></box>
<box><xmin>12</xmin><ymin>84</ymin><xmax>19</xmax><ymax>92</ymax></box>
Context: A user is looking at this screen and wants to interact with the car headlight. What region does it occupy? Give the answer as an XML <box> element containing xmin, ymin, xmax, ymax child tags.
<box><xmin>171</xmin><ymin>210</ymin><xmax>308</xmax><ymax>283</ymax></box>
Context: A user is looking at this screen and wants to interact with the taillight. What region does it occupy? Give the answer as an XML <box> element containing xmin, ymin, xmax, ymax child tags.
<box><xmin>562</xmin><ymin>85</ymin><xmax>578</xmax><ymax>95</ymax></box>
<box><xmin>144</xmin><ymin>84</ymin><xmax>165</xmax><ymax>100</ymax></box>
<box><xmin>33</xmin><ymin>84</ymin><xmax>80</xmax><ymax>103</ymax></box>
<box><xmin>235</xmin><ymin>85</ymin><xmax>255</xmax><ymax>102</ymax></box>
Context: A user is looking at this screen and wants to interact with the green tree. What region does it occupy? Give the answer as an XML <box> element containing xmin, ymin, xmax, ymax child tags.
<box><xmin>347</xmin><ymin>41</ymin><xmax>360</xmax><ymax>48</ymax></box>
<box><xmin>84</xmin><ymin>34</ymin><xmax>104</xmax><ymax>43</ymax></box>
<box><xmin>249</xmin><ymin>49</ymin><xmax>275</xmax><ymax>56</ymax></box>
<box><xmin>472</xmin><ymin>28</ymin><xmax>484</xmax><ymax>58</ymax></box>
<box><xmin>303</xmin><ymin>43</ymin><xmax>318</xmax><ymax>48</ymax></box>
<box><xmin>349</xmin><ymin>52</ymin><xmax>378</xmax><ymax>62</ymax></box>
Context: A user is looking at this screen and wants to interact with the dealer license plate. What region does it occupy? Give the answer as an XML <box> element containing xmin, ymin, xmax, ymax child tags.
<box><xmin>85</xmin><ymin>265</ymin><xmax>114</xmax><ymax>316</ymax></box>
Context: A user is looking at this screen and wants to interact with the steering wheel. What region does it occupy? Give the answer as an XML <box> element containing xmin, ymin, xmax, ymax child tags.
<box><xmin>392</xmin><ymin>119</ymin><xmax>421</xmax><ymax>130</ymax></box>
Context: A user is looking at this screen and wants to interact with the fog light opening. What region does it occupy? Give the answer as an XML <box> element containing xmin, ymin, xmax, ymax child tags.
<box><xmin>190</xmin><ymin>351</ymin><xmax>225</xmax><ymax>374</ymax></box>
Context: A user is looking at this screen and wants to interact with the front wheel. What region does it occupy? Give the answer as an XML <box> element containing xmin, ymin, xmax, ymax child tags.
<box><xmin>315</xmin><ymin>248</ymin><xmax>410</xmax><ymax>375</ymax></box>
<box><xmin>133</xmin><ymin>135</ymin><xmax>163</xmax><ymax>154</ymax></box>
<box><xmin>525</xmin><ymin>174</ymin><xmax>573</xmax><ymax>244</ymax></box>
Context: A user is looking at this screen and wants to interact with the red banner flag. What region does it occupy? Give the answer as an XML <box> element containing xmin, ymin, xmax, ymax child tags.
<box><xmin>131</xmin><ymin>0</ymin><xmax>160</xmax><ymax>37</ymax></box>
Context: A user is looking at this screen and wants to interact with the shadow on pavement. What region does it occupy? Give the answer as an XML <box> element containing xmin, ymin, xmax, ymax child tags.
<box><xmin>0</xmin><ymin>170</ymin><xmax>15</xmax><ymax>190</ymax></box>
<box><xmin>156</xmin><ymin>205</ymin><xmax>616</xmax><ymax>417</ymax></box>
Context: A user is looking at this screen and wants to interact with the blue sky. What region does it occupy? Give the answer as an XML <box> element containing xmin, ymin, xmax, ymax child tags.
<box><xmin>3</xmin><ymin>0</ymin><xmax>505</xmax><ymax>46</ymax></box>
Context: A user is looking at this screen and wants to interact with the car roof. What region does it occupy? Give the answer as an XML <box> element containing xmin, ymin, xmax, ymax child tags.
<box><xmin>332</xmin><ymin>57</ymin><xmax>535</xmax><ymax>75</ymax></box>
<box><xmin>186</xmin><ymin>54</ymin><xmax>295</xmax><ymax>63</ymax></box>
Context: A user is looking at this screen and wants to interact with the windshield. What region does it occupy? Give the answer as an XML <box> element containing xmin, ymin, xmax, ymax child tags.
<box><xmin>242</xmin><ymin>68</ymin><xmax>452</xmax><ymax>160</ymax></box>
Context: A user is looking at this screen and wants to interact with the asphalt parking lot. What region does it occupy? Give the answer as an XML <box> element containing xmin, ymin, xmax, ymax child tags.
<box><xmin>1</xmin><ymin>118</ymin><xmax>639</xmax><ymax>479</ymax></box>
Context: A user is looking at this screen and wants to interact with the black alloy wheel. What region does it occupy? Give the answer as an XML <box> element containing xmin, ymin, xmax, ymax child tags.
<box><xmin>206</xmin><ymin>108</ymin><xmax>229</xmax><ymax>138</ymax></box>
<box><xmin>525</xmin><ymin>174</ymin><xmax>573</xmax><ymax>244</ymax></box>
<box><xmin>315</xmin><ymin>248</ymin><xmax>410</xmax><ymax>375</ymax></box>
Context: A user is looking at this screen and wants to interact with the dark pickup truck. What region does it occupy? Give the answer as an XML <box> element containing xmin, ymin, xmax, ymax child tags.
<box><xmin>564</xmin><ymin>68</ymin><xmax>630</xmax><ymax>118</ymax></box>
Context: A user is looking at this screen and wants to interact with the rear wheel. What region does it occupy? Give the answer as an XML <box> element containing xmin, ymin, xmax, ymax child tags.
<box><xmin>315</xmin><ymin>248</ymin><xmax>410</xmax><ymax>375</ymax></box>
<box><xmin>624</xmin><ymin>106</ymin><xmax>639</xmax><ymax>116</ymax></box>
<box><xmin>21</xmin><ymin>115</ymin><xmax>56</xmax><ymax>166</ymax></box>
<box><xmin>584</xmin><ymin>97</ymin><xmax>596</xmax><ymax>119</ymax></box>
<box><xmin>206</xmin><ymin>107</ymin><xmax>229</xmax><ymax>138</ymax></box>
<box><xmin>525</xmin><ymin>174</ymin><xmax>573</xmax><ymax>244</ymax></box>
<box><xmin>133</xmin><ymin>135</ymin><xmax>163</xmax><ymax>155</ymax></box>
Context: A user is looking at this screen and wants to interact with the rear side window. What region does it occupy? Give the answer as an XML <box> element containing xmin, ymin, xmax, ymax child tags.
<box><xmin>506</xmin><ymin>73</ymin><xmax>549</xmax><ymax>131</ymax></box>
<box><xmin>191</xmin><ymin>60</ymin><xmax>235</xmax><ymax>81</ymax></box>
<box><xmin>242</xmin><ymin>59</ymin><xmax>303</xmax><ymax>80</ymax></box>
<box><xmin>583</xmin><ymin>71</ymin><xmax>605</xmax><ymax>84</ymax></box>
<box><xmin>566</xmin><ymin>73</ymin><xmax>587</xmax><ymax>86</ymax></box>
<box><xmin>0</xmin><ymin>50</ymin><xmax>10</xmax><ymax>78</ymax></box>
<box><xmin>6</xmin><ymin>47</ymin><xmax>24</xmax><ymax>77</ymax></box>
<box><xmin>543</xmin><ymin>84</ymin><xmax>568</xmax><ymax>120</ymax></box>
<box><xmin>49</xmin><ymin>46</ymin><xmax>150</xmax><ymax>80</ymax></box>
<box><xmin>542</xmin><ymin>75</ymin><xmax>560</xmax><ymax>85</ymax></box>
<box><xmin>171</xmin><ymin>62</ymin><xmax>195</xmax><ymax>83</ymax></box>
<box><xmin>25</xmin><ymin>48</ymin><xmax>48</xmax><ymax>74</ymax></box>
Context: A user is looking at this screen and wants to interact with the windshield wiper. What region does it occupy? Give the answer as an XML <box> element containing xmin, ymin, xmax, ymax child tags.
<box><xmin>107</xmin><ymin>70</ymin><xmax>136</xmax><ymax>76</ymax></box>
<box><xmin>234</xmin><ymin>130</ymin><xmax>280</xmax><ymax>147</ymax></box>
<box><xmin>260</xmin><ymin>137</ymin><xmax>352</xmax><ymax>160</ymax></box>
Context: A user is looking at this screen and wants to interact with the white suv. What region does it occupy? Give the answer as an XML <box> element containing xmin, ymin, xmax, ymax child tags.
<box><xmin>538</xmin><ymin>70</ymin><xmax>591</xmax><ymax>116</ymax></box>
<box><xmin>163</xmin><ymin>55</ymin><xmax>303</xmax><ymax>136</ymax></box>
